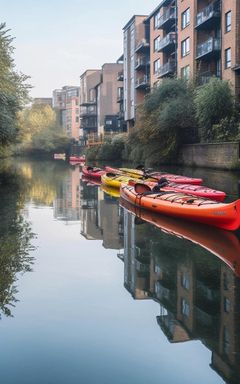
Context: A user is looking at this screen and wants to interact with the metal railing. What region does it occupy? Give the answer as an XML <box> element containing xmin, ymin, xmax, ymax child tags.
<box><xmin>157</xmin><ymin>32</ymin><xmax>176</xmax><ymax>51</ymax></box>
<box><xmin>157</xmin><ymin>60</ymin><xmax>176</xmax><ymax>77</ymax></box>
<box><xmin>135</xmin><ymin>75</ymin><xmax>150</xmax><ymax>88</ymax></box>
<box><xmin>196</xmin><ymin>1</ymin><xmax>220</xmax><ymax>27</ymax></box>
<box><xmin>135</xmin><ymin>57</ymin><xmax>149</xmax><ymax>68</ymax></box>
<box><xmin>196</xmin><ymin>37</ymin><xmax>221</xmax><ymax>59</ymax></box>
<box><xmin>157</xmin><ymin>7</ymin><xmax>176</xmax><ymax>29</ymax></box>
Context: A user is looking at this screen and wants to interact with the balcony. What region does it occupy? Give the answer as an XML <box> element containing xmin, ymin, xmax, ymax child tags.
<box><xmin>196</xmin><ymin>1</ymin><xmax>220</xmax><ymax>29</ymax></box>
<box><xmin>135</xmin><ymin>75</ymin><xmax>150</xmax><ymax>89</ymax></box>
<box><xmin>157</xmin><ymin>32</ymin><xmax>176</xmax><ymax>53</ymax></box>
<box><xmin>80</xmin><ymin>107</ymin><xmax>97</xmax><ymax>117</ymax></box>
<box><xmin>135</xmin><ymin>39</ymin><xmax>150</xmax><ymax>53</ymax></box>
<box><xmin>157</xmin><ymin>60</ymin><xmax>176</xmax><ymax>78</ymax></box>
<box><xmin>117</xmin><ymin>110</ymin><xmax>124</xmax><ymax>120</ymax></box>
<box><xmin>135</xmin><ymin>57</ymin><xmax>150</xmax><ymax>70</ymax></box>
<box><xmin>196</xmin><ymin>37</ymin><xmax>221</xmax><ymax>60</ymax></box>
<box><xmin>117</xmin><ymin>71</ymin><xmax>124</xmax><ymax>81</ymax></box>
<box><xmin>198</xmin><ymin>71</ymin><xmax>221</xmax><ymax>85</ymax></box>
<box><xmin>80</xmin><ymin>100</ymin><xmax>97</xmax><ymax>107</ymax></box>
<box><xmin>157</xmin><ymin>7</ymin><xmax>176</xmax><ymax>30</ymax></box>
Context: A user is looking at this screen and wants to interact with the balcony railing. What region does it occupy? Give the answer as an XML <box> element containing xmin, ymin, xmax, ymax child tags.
<box><xmin>80</xmin><ymin>100</ymin><xmax>97</xmax><ymax>107</ymax></box>
<box><xmin>196</xmin><ymin>37</ymin><xmax>221</xmax><ymax>59</ymax></box>
<box><xmin>135</xmin><ymin>75</ymin><xmax>150</xmax><ymax>89</ymax></box>
<box><xmin>196</xmin><ymin>1</ymin><xmax>220</xmax><ymax>28</ymax></box>
<box><xmin>157</xmin><ymin>60</ymin><xmax>176</xmax><ymax>77</ymax></box>
<box><xmin>157</xmin><ymin>7</ymin><xmax>176</xmax><ymax>29</ymax></box>
<box><xmin>80</xmin><ymin>107</ymin><xmax>97</xmax><ymax>117</ymax></box>
<box><xmin>198</xmin><ymin>71</ymin><xmax>221</xmax><ymax>85</ymax></box>
<box><xmin>117</xmin><ymin>90</ymin><xmax>124</xmax><ymax>102</ymax></box>
<box><xmin>135</xmin><ymin>57</ymin><xmax>150</xmax><ymax>69</ymax></box>
<box><xmin>157</xmin><ymin>32</ymin><xmax>176</xmax><ymax>52</ymax></box>
<box><xmin>135</xmin><ymin>39</ymin><xmax>150</xmax><ymax>53</ymax></box>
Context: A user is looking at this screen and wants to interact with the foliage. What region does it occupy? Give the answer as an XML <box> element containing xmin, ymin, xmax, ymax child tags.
<box><xmin>17</xmin><ymin>103</ymin><xmax>71</xmax><ymax>154</ymax></box>
<box><xmin>194</xmin><ymin>77</ymin><xmax>234</xmax><ymax>142</ymax></box>
<box><xmin>0</xmin><ymin>23</ymin><xmax>30</xmax><ymax>147</ymax></box>
<box><xmin>128</xmin><ymin>79</ymin><xmax>196</xmax><ymax>165</ymax></box>
<box><xmin>86</xmin><ymin>133</ymin><xmax>127</xmax><ymax>161</ymax></box>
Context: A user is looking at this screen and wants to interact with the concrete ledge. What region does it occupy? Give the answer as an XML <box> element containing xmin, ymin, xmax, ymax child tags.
<box><xmin>178</xmin><ymin>142</ymin><xmax>240</xmax><ymax>170</ymax></box>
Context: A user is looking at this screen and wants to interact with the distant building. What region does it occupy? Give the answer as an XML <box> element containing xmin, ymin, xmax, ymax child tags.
<box><xmin>52</xmin><ymin>86</ymin><xmax>80</xmax><ymax>140</ymax></box>
<box><xmin>33</xmin><ymin>98</ymin><xmax>52</xmax><ymax>107</ymax></box>
<box><xmin>79</xmin><ymin>63</ymin><xmax>125</xmax><ymax>142</ymax></box>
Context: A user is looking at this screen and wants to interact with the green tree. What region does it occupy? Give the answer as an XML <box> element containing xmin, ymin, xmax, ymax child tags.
<box><xmin>194</xmin><ymin>77</ymin><xmax>234</xmax><ymax>142</ymax></box>
<box><xmin>0</xmin><ymin>23</ymin><xmax>30</xmax><ymax>147</ymax></box>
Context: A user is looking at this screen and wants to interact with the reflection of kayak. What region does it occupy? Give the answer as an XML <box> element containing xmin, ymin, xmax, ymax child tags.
<box><xmin>82</xmin><ymin>176</ymin><xmax>101</xmax><ymax>186</ymax></box>
<box><xmin>54</xmin><ymin>153</ymin><xmax>66</xmax><ymax>160</ymax></box>
<box><xmin>82</xmin><ymin>166</ymin><xmax>105</xmax><ymax>180</ymax></box>
<box><xmin>102</xmin><ymin>173</ymin><xmax>226</xmax><ymax>201</ymax></box>
<box><xmin>120</xmin><ymin>198</ymin><xmax>240</xmax><ymax>277</ymax></box>
<box><xmin>105</xmin><ymin>166</ymin><xmax>202</xmax><ymax>185</ymax></box>
<box><xmin>101</xmin><ymin>184</ymin><xmax>120</xmax><ymax>198</ymax></box>
<box><xmin>120</xmin><ymin>182</ymin><xmax>240</xmax><ymax>231</ymax></box>
<box><xmin>69</xmin><ymin>155</ymin><xmax>85</xmax><ymax>162</ymax></box>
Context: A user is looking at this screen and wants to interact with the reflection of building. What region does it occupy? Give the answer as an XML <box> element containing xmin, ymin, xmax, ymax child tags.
<box><xmin>121</xmin><ymin>206</ymin><xmax>240</xmax><ymax>383</ymax></box>
<box><xmin>123</xmin><ymin>210</ymin><xmax>151</xmax><ymax>299</ymax></box>
<box><xmin>54</xmin><ymin>167</ymin><xmax>81</xmax><ymax>223</ymax></box>
<box><xmin>79</xmin><ymin>180</ymin><xmax>124</xmax><ymax>249</ymax></box>
<box><xmin>53</xmin><ymin>86</ymin><xmax>80</xmax><ymax>139</ymax></box>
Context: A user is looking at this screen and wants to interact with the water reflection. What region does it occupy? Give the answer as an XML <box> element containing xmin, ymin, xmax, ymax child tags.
<box><xmin>79</xmin><ymin>168</ymin><xmax>240</xmax><ymax>384</ymax></box>
<box><xmin>0</xmin><ymin>162</ymin><xmax>35</xmax><ymax>318</ymax></box>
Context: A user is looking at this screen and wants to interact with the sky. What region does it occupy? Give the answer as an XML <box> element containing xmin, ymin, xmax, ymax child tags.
<box><xmin>1</xmin><ymin>0</ymin><xmax>160</xmax><ymax>98</ymax></box>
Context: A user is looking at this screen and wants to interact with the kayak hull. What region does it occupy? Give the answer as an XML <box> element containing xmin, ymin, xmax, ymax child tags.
<box><xmin>82</xmin><ymin>166</ymin><xmax>105</xmax><ymax>180</ymax></box>
<box><xmin>120</xmin><ymin>183</ymin><xmax>240</xmax><ymax>231</ymax></box>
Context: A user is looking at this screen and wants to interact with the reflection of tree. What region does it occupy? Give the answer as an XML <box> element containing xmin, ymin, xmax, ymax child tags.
<box><xmin>0</xmin><ymin>163</ymin><xmax>35</xmax><ymax>318</ymax></box>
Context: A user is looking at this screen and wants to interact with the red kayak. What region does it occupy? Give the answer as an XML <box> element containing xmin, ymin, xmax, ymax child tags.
<box><xmin>134</xmin><ymin>180</ymin><xmax>226</xmax><ymax>202</ymax></box>
<box><xmin>82</xmin><ymin>166</ymin><xmax>105</xmax><ymax>180</ymax></box>
<box><xmin>105</xmin><ymin>166</ymin><xmax>202</xmax><ymax>185</ymax></box>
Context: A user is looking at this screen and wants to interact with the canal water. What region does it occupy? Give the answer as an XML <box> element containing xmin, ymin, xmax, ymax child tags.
<box><xmin>1</xmin><ymin>159</ymin><xmax>240</xmax><ymax>384</ymax></box>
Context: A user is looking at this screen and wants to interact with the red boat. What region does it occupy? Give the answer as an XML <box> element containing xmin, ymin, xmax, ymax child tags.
<box><xmin>69</xmin><ymin>155</ymin><xmax>86</xmax><ymax>163</ymax></box>
<box><xmin>105</xmin><ymin>166</ymin><xmax>202</xmax><ymax>185</ymax></box>
<box><xmin>82</xmin><ymin>166</ymin><xmax>105</xmax><ymax>180</ymax></box>
<box><xmin>128</xmin><ymin>179</ymin><xmax>226</xmax><ymax>202</ymax></box>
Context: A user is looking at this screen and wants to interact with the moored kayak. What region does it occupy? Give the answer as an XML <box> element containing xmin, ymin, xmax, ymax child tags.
<box><xmin>120</xmin><ymin>198</ymin><xmax>240</xmax><ymax>277</ymax></box>
<box><xmin>106</xmin><ymin>166</ymin><xmax>202</xmax><ymax>185</ymax></box>
<box><xmin>82</xmin><ymin>166</ymin><xmax>105</xmax><ymax>180</ymax></box>
<box><xmin>69</xmin><ymin>155</ymin><xmax>85</xmax><ymax>162</ymax></box>
<box><xmin>102</xmin><ymin>172</ymin><xmax>226</xmax><ymax>201</ymax></box>
<box><xmin>120</xmin><ymin>182</ymin><xmax>240</xmax><ymax>231</ymax></box>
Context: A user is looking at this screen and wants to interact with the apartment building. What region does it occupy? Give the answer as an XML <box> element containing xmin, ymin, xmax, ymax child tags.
<box><xmin>147</xmin><ymin>0</ymin><xmax>240</xmax><ymax>97</ymax></box>
<box><xmin>80</xmin><ymin>63</ymin><xmax>124</xmax><ymax>141</ymax></box>
<box><xmin>52</xmin><ymin>86</ymin><xmax>80</xmax><ymax>139</ymax></box>
<box><xmin>123</xmin><ymin>15</ymin><xmax>150</xmax><ymax>131</ymax></box>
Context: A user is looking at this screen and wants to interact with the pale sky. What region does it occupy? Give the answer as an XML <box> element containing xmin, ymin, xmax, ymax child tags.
<box><xmin>1</xmin><ymin>1</ymin><xmax>160</xmax><ymax>98</ymax></box>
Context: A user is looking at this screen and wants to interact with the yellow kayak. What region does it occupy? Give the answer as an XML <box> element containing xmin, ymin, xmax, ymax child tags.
<box><xmin>101</xmin><ymin>172</ymin><xmax>154</xmax><ymax>189</ymax></box>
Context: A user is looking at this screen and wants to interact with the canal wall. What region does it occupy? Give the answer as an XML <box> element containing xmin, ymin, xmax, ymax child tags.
<box><xmin>178</xmin><ymin>142</ymin><xmax>240</xmax><ymax>170</ymax></box>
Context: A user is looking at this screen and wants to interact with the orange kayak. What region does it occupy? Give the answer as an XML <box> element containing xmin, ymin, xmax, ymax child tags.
<box><xmin>120</xmin><ymin>182</ymin><xmax>240</xmax><ymax>231</ymax></box>
<box><xmin>120</xmin><ymin>199</ymin><xmax>240</xmax><ymax>277</ymax></box>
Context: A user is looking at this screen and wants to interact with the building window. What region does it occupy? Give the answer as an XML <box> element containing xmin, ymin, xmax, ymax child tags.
<box><xmin>181</xmin><ymin>37</ymin><xmax>190</xmax><ymax>57</ymax></box>
<box><xmin>225</xmin><ymin>48</ymin><xmax>231</xmax><ymax>68</ymax></box>
<box><xmin>154</xmin><ymin>12</ymin><xmax>161</xmax><ymax>29</ymax></box>
<box><xmin>182</xmin><ymin>8</ymin><xmax>190</xmax><ymax>29</ymax></box>
<box><xmin>225</xmin><ymin>11</ymin><xmax>231</xmax><ymax>33</ymax></box>
<box><xmin>154</xmin><ymin>36</ymin><xmax>160</xmax><ymax>52</ymax></box>
<box><xmin>181</xmin><ymin>65</ymin><xmax>190</xmax><ymax>80</ymax></box>
<box><xmin>181</xmin><ymin>298</ymin><xmax>190</xmax><ymax>317</ymax></box>
<box><xmin>181</xmin><ymin>272</ymin><xmax>190</xmax><ymax>290</ymax></box>
<box><xmin>224</xmin><ymin>297</ymin><xmax>231</xmax><ymax>313</ymax></box>
<box><xmin>154</xmin><ymin>59</ymin><xmax>161</xmax><ymax>74</ymax></box>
